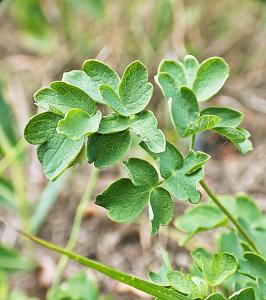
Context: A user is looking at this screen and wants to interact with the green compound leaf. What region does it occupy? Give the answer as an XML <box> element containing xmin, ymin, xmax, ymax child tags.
<box><xmin>175</xmin><ymin>204</ymin><xmax>227</xmax><ymax>244</ymax></box>
<box><xmin>213</xmin><ymin>127</ymin><xmax>246</xmax><ymax>143</ymax></box>
<box><xmin>184</xmin><ymin>150</ymin><xmax>211</xmax><ymax>174</ymax></box>
<box><xmin>199</xmin><ymin>107</ymin><xmax>252</xmax><ymax>154</ymax></box>
<box><xmin>234</xmin><ymin>193</ymin><xmax>263</xmax><ymax>223</ymax></box>
<box><xmin>57</xmin><ymin>109</ymin><xmax>102</xmax><ymax>140</ymax></box>
<box><xmin>87</xmin><ymin>130</ymin><xmax>132</xmax><ymax>168</ymax></box>
<box><xmin>168</xmin><ymin>271</ymin><xmax>196</xmax><ymax>294</ymax></box>
<box><xmin>217</xmin><ymin>239</ymin><xmax>247</xmax><ymax>293</ymax></box>
<box><xmin>157</xmin><ymin>72</ymin><xmax>178</xmax><ymax>98</ymax></box>
<box><xmin>157</xmin><ymin>57</ymin><xmax>250</xmax><ymax>149</ymax></box>
<box><xmin>25</xmin><ymin>111</ymin><xmax>84</xmax><ymax>181</ymax></box>
<box><xmin>96</xmin><ymin>178</ymin><xmax>150</xmax><ymax>222</ymax></box>
<box><xmin>183</xmin><ymin>55</ymin><xmax>199</xmax><ymax>88</ymax></box>
<box><xmin>149</xmin><ymin>249</ymin><xmax>172</xmax><ymax>286</ymax></box>
<box><xmin>167</xmin><ymin>271</ymin><xmax>208</xmax><ymax>299</ymax></box>
<box><xmin>157</xmin><ymin>56</ymin><xmax>229</xmax><ymax>102</ymax></box>
<box><xmin>130</xmin><ymin>110</ymin><xmax>166</xmax><ymax>153</ymax></box>
<box><xmin>218</xmin><ymin>231</ymin><xmax>243</xmax><ymax>259</ymax></box>
<box><xmin>171</xmin><ymin>87</ymin><xmax>200</xmax><ymax>137</ymax></box>
<box><xmin>205</xmin><ymin>294</ymin><xmax>226</xmax><ymax>300</ymax></box>
<box><xmin>213</xmin><ymin>127</ymin><xmax>253</xmax><ymax>154</ymax></box>
<box><xmin>34</xmin><ymin>81</ymin><xmax>96</xmax><ymax>116</ymax></box>
<box><xmin>231</xmin><ymin>128</ymin><xmax>253</xmax><ymax>154</ymax></box>
<box><xmin>24</xmin><ymin>112</ymin><xmax>62</xmax><ymax>145</ymax></box>
<box><xmin>63</xmin><ymin>67</ymin><xmax>119</xmax><ymax>105</ymax></box>
<box><xmin>162</xmin><ymin>150</ymin><xmax>210</xmax><ymax>203</ymax></box>
<box><xmin>119</xmin><ymin>60</ymin><xmax>153</xmax><ymax>115</ymax></box>
<box><xmin>192</xmin><ymin>57</ymin><xmax>229</xmax><ymax>102</ymax></box>
<box><xmin>37</xmin><ymin>134</ymin><xmax>84</xmax><ymax>181</ymax></box>
<box><xmin>228</xmin><ymin>288</ymin><xmax>255</xmax><ymax>300</ymax></box>
<box><xmin>100</xmin><ymin>61</ymin><xmax>153</xmax><ymax>116</ymax></box>
<box><xmin>63</xmin><ymin>59</ymin><xmax>121</xmax><ymax>104</ymax></box>
<box><xmin>201</xmin><ymin>107</ymin><xmax>243</xmax><ymax>128</ymax></box>
<box><xmin>62</xmin><ymin>70</ymin><xmax>93</xmax><ymax>96</ymax></box>
<box><xmin>149</xmin><ymin>187</ymin><xmax>174</xmax><ymax>235</ymax></box>
<box><xmin>98</xmin><ymin>113</ymin><xmax>130</xmax><ymax>134</ymax></box>
<box><xmin>98</xmin><ymin>158</ymin><xmax>173</xmax><ymax>233</ymax></box>
<box><xmin>192</xmin><ymin>248</ymin><xmax>237</xmax><ymax>287</ymax></box>
<box><xmin>235</xmin><ymin>138</ymin><xmax>253</xmax><ymax>154</ymax></box>
<box><xmin>185</xmin><ymin>115</ymin><xmax>221</xmax><ymax>136</ymax></box>
<box><xmin>192</xmin><ymin>247</ymin><xmax>212</xmax><ymax>270</ymax></box>
<box><xmin>100</xmin><ymin>84</ymin><xmax>128</xmax><ymax>115</ymax></box>
<box><xmin>239</xmin><ymin>252</ymin><xmax>266</xmax><ymax>282</ymax></box>
<box><xmin>205</xmin><ymin>253</ymin><xmax>238</xmax><ymax>286</ymax></box>
<box><xmin>158</xmin><ymin>60</ymin><xmax>187</xmax><ymax>88</ymax></box>
<box><xmin>123</xmin><ymin>158</ymin><xmax>159</xmax><ymax>187</ymax></box>
<box><xmin>142</xmin><ymin>142</ymin><xmax>209</xmax><ymax>203</ymax></box>
<box><xmin>141</xmin><ymin>141</ymin><xmax>183</xmax><ymax>178</ymax></box>
<box><xmin>158</xmin><ymin>71</ymin><xmax>200</xmax><ymax>137</ymax></box>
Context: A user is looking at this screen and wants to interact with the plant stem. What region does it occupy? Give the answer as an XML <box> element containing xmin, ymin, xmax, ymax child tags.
<box><xmin>190</xmin><ymin>133</ymin><xmax>259</xmax><ymax>254</ymax></box>
<box><xmin>190</xmin><ymin>134</ymin><xmax>195</xmax><ymax>150</ymax></box>
<box><xmin>53</xmin><ymin>166</ymin><xmax>99</xmax><ymax>286</ymax></box>
<box><xmin>199</xmin><ymin>179</ymin><xmax>260</xmax><ymax>254</ymax></box>
<box><xmin>18</xmin><ymin>230</ymin><xmax>190</xmax><ymax>300</ymax></box>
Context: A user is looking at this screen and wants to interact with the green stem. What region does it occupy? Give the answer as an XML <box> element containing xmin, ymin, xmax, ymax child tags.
<box><xmin>190</xmin><ymin>133</ymin><xmax>259</xmax><ymax>254</ymax></box>
<box><xmin>190</xmin><ymin>134</ymin><xmax>195</xmax><ymax>150</ymax></box>
<box><xmin>18</xmin><ymin>230</ymin><xmax>190</xmax><ymax>300</ymax></box>
<box><xmin>199</xmin><ymin>179</ymin><xmax>260</xmax><ymax>254</ymax></box>
<box><xmin>53</xmin><ymin>166</ymin><xmax>99</xmax><ymax>286</ymax></box>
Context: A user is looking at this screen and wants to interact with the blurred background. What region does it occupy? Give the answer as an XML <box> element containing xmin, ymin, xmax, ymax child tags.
<box><xmin>0</xmin><ymin>0</ymin><xmax>266</xmax><ymax>299</ymax></box>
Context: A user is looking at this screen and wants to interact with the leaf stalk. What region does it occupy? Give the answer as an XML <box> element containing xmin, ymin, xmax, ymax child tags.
<box><xmin>199</xmin><ymin>179</ymin><xmax>260</xmax><ymax>254</ymax></box>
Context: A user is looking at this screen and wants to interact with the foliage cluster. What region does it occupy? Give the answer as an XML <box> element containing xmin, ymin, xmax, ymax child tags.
<box><xmin>4</xmin><ymin>54</ymin><xmax>266</xmax><ymax>299</ymax></box>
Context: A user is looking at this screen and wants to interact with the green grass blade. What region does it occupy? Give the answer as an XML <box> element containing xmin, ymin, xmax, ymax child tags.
<box><xmin>20</xmin><ymin>231</ymin><xmax>190</xmax><ymax>300</ymax></box>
